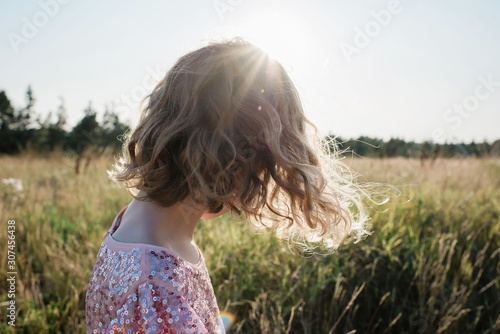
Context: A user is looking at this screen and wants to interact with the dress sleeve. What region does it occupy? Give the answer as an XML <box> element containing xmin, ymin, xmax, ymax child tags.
<box><xmin>111</xmin><ymin>279</ymin><xmax>209</xmax><ymax>334</ymax></box>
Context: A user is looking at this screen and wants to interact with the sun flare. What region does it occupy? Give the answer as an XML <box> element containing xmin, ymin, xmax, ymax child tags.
<box><xmin>206</xmin><ymin>8</ymin><xmax>314</xmax><ymax>75</ymax></box>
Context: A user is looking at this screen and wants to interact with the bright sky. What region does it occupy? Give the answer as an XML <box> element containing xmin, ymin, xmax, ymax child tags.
<box><xmin>1</xmin><ymin>0</ymin><xmax>499</xmax><ymax>143</ymax></box>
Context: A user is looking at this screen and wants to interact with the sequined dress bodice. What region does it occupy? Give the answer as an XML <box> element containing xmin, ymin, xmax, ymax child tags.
<box><xmin>85</xmin><ymin>206</ymin><xmax>225</xmax><ymax>333</ymax></box>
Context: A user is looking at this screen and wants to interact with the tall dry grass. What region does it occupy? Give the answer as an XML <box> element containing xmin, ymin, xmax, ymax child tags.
<box><xmin>0</xmin><ymin>154</ymin><xmax>499</xmax><ymax>333</ymax></box>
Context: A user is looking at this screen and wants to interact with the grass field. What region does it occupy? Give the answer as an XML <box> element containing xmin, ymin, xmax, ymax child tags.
<box><xmin>0</xmin><ymin>154</ymin><xmax>499</xmax><ymax>333</ymax></box>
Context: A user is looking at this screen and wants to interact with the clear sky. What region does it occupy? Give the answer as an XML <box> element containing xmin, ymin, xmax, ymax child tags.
<box><xmin>1</xmin><ymin>0</ymin><xmax>499</xmax><ymax>143</ymax></box>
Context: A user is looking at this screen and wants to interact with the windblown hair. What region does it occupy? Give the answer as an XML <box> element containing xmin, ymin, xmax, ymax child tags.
<box><xmin>109</xmin><ymin>38</ymin><xmax>372</xmax><ymax>251</ymax></box>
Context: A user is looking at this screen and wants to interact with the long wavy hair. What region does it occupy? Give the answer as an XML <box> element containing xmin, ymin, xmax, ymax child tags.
<box><xmin>109</xmin><ymin>38</ymin><xmax>373</xmax><ymax>251</ymax></box>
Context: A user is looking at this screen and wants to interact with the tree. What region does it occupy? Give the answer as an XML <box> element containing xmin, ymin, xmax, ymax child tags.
<box><xmin>101</xmin><ymin>105</ymin><xmax>129</xmax><ymax>151</ymax></box>
<box><xmin>33</xmin><ymin>97</ymin><xmax>68</xmax><ymax>152</ymax></box>
<box><xmin>47</xmin><ymin>97</ymin><xmax>68</xmax><ymax>150</ymax></box>
<box><xmin>14</xmin><ymin>86</ymin><xmax>36</xmax><ymax>151</ymax></box>
<box><xmin>0</xmin><ymin>87</ymin><xmax>37</xmax><ymax>153</ymax></box>
<box><xmin>66</xmin><ymin>102</ymin><xmax>100</xmax><ymax>155</ymax></box>
<box><xmin>0</xmin><ymin>91</ymin><xmax>17</xmax><ymax>153</ymax></box>
<box><xmin>381</xmin><ymin>138</ymin><xmax>407</xmax><ymax>157</ymax></box>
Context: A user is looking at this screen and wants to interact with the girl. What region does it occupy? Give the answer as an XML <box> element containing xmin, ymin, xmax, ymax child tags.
<box><xmin>85</xmin><ymin>38</ymin><xmax>369</xmax><ymax>333</ymax></box>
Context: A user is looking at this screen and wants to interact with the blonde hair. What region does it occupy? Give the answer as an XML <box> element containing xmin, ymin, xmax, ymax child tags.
<box><xmin>109</xmin><ymin>38</ymin><xmax>372</xmax><ymax>251</ymax></box>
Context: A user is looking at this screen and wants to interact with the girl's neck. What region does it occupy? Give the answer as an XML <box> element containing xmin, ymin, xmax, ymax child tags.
<box><xmin>132</xmin><ymin>193</ymin><xmax>205</xmax><ymax>240</ymax></box>
<box><xmin>111</xmin><ymin>193</ymin><xmax>206</xmax><ymax>263</ymax></box>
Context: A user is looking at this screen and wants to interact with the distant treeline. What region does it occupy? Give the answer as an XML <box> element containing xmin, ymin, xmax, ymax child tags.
<box><xmin>329</xmin><ymin>135</ymin><xmax>500</xmax><ymax>159</ymax></box>
<box><xmin>0</xmin><ymin>87</ymin><xmax>128</xmax><ymax>156</ymax></box>
<box><xmin>1</xmin><ymin>87</ymin><xmax>499</xmax><ymax>159</ymax></box>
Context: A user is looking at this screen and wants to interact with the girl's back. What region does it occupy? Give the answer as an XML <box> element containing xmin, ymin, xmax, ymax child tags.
<box><xmin>86</xmin><ymin>205</ymin><xmax>224</xmax><ymax>333</ymax></box>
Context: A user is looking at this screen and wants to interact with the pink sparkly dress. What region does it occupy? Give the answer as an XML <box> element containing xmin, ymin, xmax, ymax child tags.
<box><xmin>85</xmin><ymin>205</ymin><xmax>225</xmax><ymax>333</ymax></box>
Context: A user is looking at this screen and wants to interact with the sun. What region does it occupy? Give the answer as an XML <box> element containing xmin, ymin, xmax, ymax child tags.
<box><xmin>206</xmin><ymin>7</ymin><xmax>315</xmax><ymax>77</ymax></box>
<box><xmin>240</xmin><ymin>11</ymin><xmax>312</xmax><ymax>69</ymax></box>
